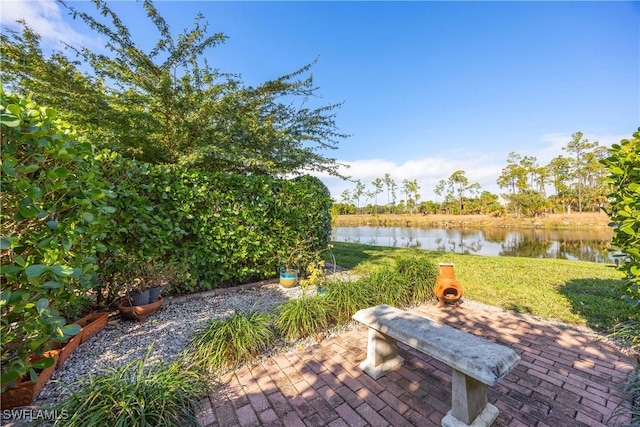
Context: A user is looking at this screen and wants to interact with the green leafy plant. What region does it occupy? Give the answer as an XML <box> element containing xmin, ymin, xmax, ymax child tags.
<box><xmin>185</xmin><ymin>311</ymin><xmax>275</xmax><ymax>373</ymax></box>
<box><xmin>0</xmin><ymin>293</ymin><xmax>80</xmax><ymax>391</ymax></box>
<box><xmin>1</xmin><ymin>92</ymin><xmax>113</xmax><ymax>316</ymax></box>
<box><xmin>94</xmin><ymin>157</ymin><xmax>334</xmax><ymax>299</ymax></box>
<box><xmin>277</xmin><ymin>294</ymin><xmax>331</xmax><ymax>341</ymax></box>
<box><xmin>41</xmin><ymin>345</ymin><xmax>209</xmax><ymax>427</ymax></box>
<box><xmin>395</xmin><ymin>253</ymin><xmax>439</xmax><ymax>305</ymax></box>
<box><xmin>601</xmin><ymin>128</ymin><xmax>640</xmax><ymax>310</ymax></box>
<box><xmin>1</xmin><ymin>93</ymin><xmax>102</xmax><ymax>391</ymax></box>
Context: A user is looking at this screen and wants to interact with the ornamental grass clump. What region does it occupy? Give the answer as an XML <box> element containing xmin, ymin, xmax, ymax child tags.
<box><xmin>43</xmin><ymin>345</ymin><xmax>209</xmax><ymax>427</ymax></box>
<box><xmin>395</xmin><ymin>253</ymin><xmax>439</xmax><ymax>305</ymax></box>
<box><xmin>185</xmin><ymin>310</ymin><xmax>275</xmax><ymax>373</ymax></box>
<box><xmin>361</xmin><ymin>266</ymin><xmax>412</xmax><ymax>307</ymax></box>
<box><xmin>277</xmin><ymin>294</ymin><xmax>331</xmax><ymax>341</ymax></box>
<box><xmin>324</xmin><ymin>280</ymin><xmax>373</xmax><ymax>324</ymax></box>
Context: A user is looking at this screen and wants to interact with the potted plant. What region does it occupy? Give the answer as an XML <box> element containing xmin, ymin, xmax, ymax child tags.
<box><xmin>279</xmin><ymin>242</ymin><xmax>309</xmax><ymax>288</ymax></box>
<box><xmin>144</xmin><ymin>260</ymin><xmax>172</xmax><ymax>303</ymax></box>
<box><xmin>127</xmin><ymin>259</ymin><xmax>171</xmax><ymax>305</ymax></box>
<box><xmin>124</xmin><ymin>271</ymin><xmax>150</xmax><ymax>307</ymax></box>
<box><xmin>118</xmin><ymin>261</ymin><xmax>166</xmax><ymax>322</ymax></box>
<box><xmin>279</xmin><ymin>241</ymin><xmax>336</xmax><ymax>290</ymax></box>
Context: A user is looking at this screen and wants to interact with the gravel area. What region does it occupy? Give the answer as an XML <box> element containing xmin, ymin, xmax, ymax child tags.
<box><xmin>35</xmin><ymin>265</ymin><xmax>356</xmax><ymax>408</ymax></box>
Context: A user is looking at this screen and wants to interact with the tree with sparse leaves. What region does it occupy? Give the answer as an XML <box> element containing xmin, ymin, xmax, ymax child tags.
<box><xmin>563</xmin><ymin>132</ymin><xmax>599</xmax><ymax>213</ymax></box>
<box><xmin>353</xmin><ymin>180</ymin><xmax>365</xmax><ymax>210</ymax></box>
<box><xmin>1</xmin><ymin>0</ymin><xmax>348</xmax><ymax>177</ymax></box>
<box><xmin>370</xmin><ymin>178</ymin><xmax>384</xmax><ymax>214</ymax></box>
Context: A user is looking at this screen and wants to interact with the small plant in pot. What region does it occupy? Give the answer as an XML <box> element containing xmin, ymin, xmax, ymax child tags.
<box><xmin>142</xmin><ymin>262</ymin><xmax>162</xmax><ymax>303</ymax></box>
<box><xmin>128</xmin><ymin>277</ymin><xmax>150</xmax><ymax>307</ymax></box>
<box><xmin>279</xmin><ymin>243</ymin><xmax>307</xmax><ymax>289</ymax></box>
<box><xmin>124</xmin><ymin>259</ymin><xmax>170</xmax><ymax>306</ymax></box>
<box><xmin>279</xmin><ymin>241</ymin><xmax>336</xmax><ymax>290</ymax></box>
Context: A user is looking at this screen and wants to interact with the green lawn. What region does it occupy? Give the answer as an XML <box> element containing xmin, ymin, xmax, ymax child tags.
<box><xmin>329</xmin><ymin>242</ymin><xmax>635</xmax><ymax>332</ymax></box>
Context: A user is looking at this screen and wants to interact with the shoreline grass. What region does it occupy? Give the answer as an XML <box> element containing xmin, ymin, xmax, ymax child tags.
<box><xmin>330</xmin><ymin>241</ymin><xmax>635</xmax><ymax>333</ymax></box>
<box><xmin>333</xmin><ymin>212</ymin><xmax>613</xmax><ymax>231</ymax></box>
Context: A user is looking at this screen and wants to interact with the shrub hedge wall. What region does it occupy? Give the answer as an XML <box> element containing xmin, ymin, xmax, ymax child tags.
<box><xmin>105</xmin><ymin>164</ymin><xmax>333</xmax><ymax>291</ymax></box>
<box><xmin>2</xmin><ymin>91</ymin><xmax>333</xmax><ymax>312</ymax></box>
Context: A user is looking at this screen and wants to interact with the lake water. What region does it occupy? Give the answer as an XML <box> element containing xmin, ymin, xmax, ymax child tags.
<box><xmin>331</xmin><ymin>226</ymin><xmax>617</xmax><ymax>263</ymax></box>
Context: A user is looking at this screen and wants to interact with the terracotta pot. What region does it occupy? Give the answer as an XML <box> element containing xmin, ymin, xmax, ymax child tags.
<box><xmin>1</xmin><ymin>351</ymin><xmax>59</xmax><ymax>410</ymax></box>
<box><xmin>434</xmin><ymin>263</ymin><xmax>463</xmax><ymax>307</ymax></box>
<box><xmin>73</xmin><ymin>312</ymin><xmax>109</xmax><ymax>344</ymax></box>
<box><xmin>118</xmin><ymin>297</ymin><xmax>163</xmax><ymax>323</ymax></box>
<box><xmin>51</xmin><ymin>333</ymin><xmax>82</xmax><ymax>368</ymax></box>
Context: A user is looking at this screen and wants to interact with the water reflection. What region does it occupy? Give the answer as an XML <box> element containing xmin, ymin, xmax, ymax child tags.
<box><xmin>331</xmin><ymin>226</ymin><xmax>615</xmax><ymax>263</ymax></box>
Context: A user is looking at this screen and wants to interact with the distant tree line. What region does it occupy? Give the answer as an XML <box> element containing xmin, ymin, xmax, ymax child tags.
<box><xmin>334</xmin><ymin>131</ymin><xmax>609</xmax><ymax>217</ymax></box>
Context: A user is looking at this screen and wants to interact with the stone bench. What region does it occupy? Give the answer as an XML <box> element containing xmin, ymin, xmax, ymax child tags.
<box><xmin>352</xmin><ymin>305</ymin><xmax>521</xmax><ymax>427</ymax></box>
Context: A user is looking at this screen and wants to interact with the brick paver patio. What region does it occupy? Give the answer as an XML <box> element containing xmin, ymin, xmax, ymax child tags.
<box><xmin>196</xmin><ymin>302</ymin><xmax>636</xmax><ymax>427</ymax></box>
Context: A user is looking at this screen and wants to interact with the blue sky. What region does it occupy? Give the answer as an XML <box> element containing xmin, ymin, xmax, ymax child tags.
<box><xmin>2</xmin><ymin>1</ymin><xmax>638</xmax><ymax>201</ymax></box>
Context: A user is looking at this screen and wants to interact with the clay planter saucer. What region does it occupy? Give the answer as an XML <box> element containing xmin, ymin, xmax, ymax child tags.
<box><xmin>118</xmin><ymin>297</ymin><xmax>163</xmax><ymax>323</ymax></box>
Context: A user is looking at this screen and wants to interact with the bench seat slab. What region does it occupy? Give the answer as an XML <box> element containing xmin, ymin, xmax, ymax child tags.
<box><xmin>352</xmin><ymin>305</ymin><xmax>520</xmax><ymax>385</ymax></box>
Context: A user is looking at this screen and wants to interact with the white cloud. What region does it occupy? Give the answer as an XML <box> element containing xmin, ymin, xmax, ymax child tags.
<box><xmin>1</xmin><ymin>0</ymin><xmax>93</xmax><ymax>48</ymax></box>
<box><xmin>318</xmin><ymin>155</ymin><xmax>506</xmax><ymax>201</ymax></box>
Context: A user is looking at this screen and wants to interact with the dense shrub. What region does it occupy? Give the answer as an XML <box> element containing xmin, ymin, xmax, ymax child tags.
<box><xmin>124</xmin><ymin>167</ymin><xmax>333</xmax><ymax>291</ymax></box>
<box><xmin>92</xmin><ymin>146</ymin><xmax>333</xmax><ymax>303</ymax></box>
<box><xmin>93</xmin><ymin>152</ymin><xmax>184</xmax><ymax>305</ymax></box>
<box><xmin>601</xmin><ymin>128</ymin><xmax>640</xmax><ymax>310</ymax></box>
<box><xmin>1</xmin><ymin>92</ymin><xmax>105</xmax><ymax>388</ymax></box>
<box><xmin>0</xmin><ymin>92</ymin><xmax>112</xmax><ymax>315</ymax></box>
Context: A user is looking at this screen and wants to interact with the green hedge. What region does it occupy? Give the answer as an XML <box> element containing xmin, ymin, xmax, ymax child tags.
<box><xmin>133</xmin><ymin>167</ymin><xmax>333</xmax><ymax>289</ymax></box>
<box><xmin>2</xmin><ymin>91</ymin><xmax>333</xmax><ymax>303</ymax></box>
<box><xmin>88</xmin><ymin>119</ymin><xmax>333</xmax><ymax>299</ymax></box>
<box><xmin>0</xmin><ymin>93</ymin><xmax>113</xmax><ymax>314</ymax></box>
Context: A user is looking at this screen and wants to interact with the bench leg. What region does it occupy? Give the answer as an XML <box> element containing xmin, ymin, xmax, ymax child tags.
<box><xmin>360</xmin><ymin>328</ymin><xmax>404</xmax><ymax>379</ymax></box>
<box><xmin>441</xmin><ymin>369</ymin><xmax>499</xmax><ymax>427</ymax></box>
